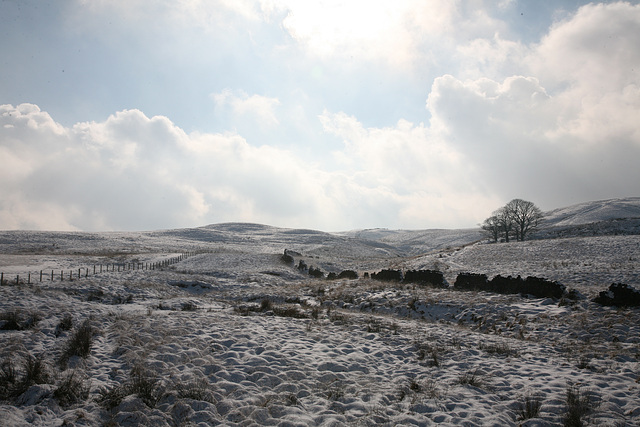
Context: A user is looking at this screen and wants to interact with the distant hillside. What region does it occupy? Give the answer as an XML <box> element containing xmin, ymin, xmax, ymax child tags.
<box><xmin>2</xmin><ymin>198</ymin><xmax>639</xmax><ymax>258</ymax></box>
<box><xmin>543</xmin><ymin>197</ymin><xmax>640</xmax><ymax>227</ymax></box>
<box><xmin>336</xmin><ymin>228</ymin><xmax>483</xmax><ymax>256</ymax></box>
<box><xmin>536</xmin><ymin>197</ymin><xmax>640</xmax><ymax>238</ymax></box>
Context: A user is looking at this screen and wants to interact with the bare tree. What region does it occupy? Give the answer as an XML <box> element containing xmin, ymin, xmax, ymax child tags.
<box><xmin>482</xmin><ymin>199</ymin><xmax>544</xmax><ymax>243</ymax></box>
<box><xmin>496</xmin><ymin>206</ymin><xmax>514</xmax><ymax>242</ymax></box>
<box><xmin>503</xmin><ymin>199</ymin><xmax>544</xmax><ymax>241</ymax></box>
<box><xmin>481</xmin><ymin>214</ymin><xmax>501</xmax><ymax>243</ymax></box>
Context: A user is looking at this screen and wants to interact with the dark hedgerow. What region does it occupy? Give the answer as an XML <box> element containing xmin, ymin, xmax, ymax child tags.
<box><xmin>403</xmin><ymin>270</ymin><xmax>445</xmax><ymax>287</ymax></box>
<box><xmin>453</xmin><ymin>273</ymin><xmax>565</xmax><ymax>299</ymax></box>
<box><xmin>593</xmin><ymin>283</ymin><xmax>640</xmax><ymax>307</ymax></box>
<box><xmin>337</xmin><ymin>270</ymin><xmax>358</xmax><ymax>280</ymax></box>
<box><xmin>371</xmin><ymin>269</ymin><xmax>403</xmax><ymax>282</ymax></box>
<box><xmin>454</xmin><ymin>273</ymin><xmax>488</xmax><ymax>291</ymax></box>
<box><xmin>309</xmin><ymin>267</ymin><xmax>324</xmax><ymax>278</ymax></box>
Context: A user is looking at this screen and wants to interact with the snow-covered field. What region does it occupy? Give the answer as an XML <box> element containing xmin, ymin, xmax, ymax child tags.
<box><xmin>1</xmin><ymin>201</ymin><xmax>640</xmax><ymax>426</ymax></box>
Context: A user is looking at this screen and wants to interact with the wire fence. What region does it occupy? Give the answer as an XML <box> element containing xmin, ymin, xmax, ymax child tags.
<box><xmin>0</xmin><ymin>251</ymin><xmax>205</xmax><ymax>286</ymax></box>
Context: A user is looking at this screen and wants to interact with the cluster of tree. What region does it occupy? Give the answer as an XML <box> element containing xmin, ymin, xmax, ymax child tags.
<box><xmin>481</xmin><ymin>198</ymin><xmax>544</xmax><ymax>243</ymax></box>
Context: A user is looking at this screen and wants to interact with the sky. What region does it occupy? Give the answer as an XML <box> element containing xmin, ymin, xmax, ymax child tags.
<box><xmin>1</xmin><ymin>0</ymin><xmax>639</xmax><ymax>232</ymax></box>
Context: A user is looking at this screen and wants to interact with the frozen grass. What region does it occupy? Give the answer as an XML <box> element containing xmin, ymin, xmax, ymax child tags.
<box><xmin>0</xmin><ymin>216</ymin><xmax>639</xmax><ymax>425</ymax></box>
<box><xmin>563</xmin><ymin>384</ymin><xmax>595</xmax><ymax>427</ymax></box>
<box><xmin>516</xmin><ymin>392</ymin><xmax>543</xmax><ymax>421</ymax></box>
<box><xmin>59</xmin><ymin>319</ymin><xmax>95</xmax><ymax>367</ymax></box>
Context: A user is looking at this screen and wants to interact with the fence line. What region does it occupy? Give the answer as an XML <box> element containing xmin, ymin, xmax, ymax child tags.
<box><xmin>0</xmin><ymin>251</ymin><xmax>209</xmax><ymax>286</ymax></box>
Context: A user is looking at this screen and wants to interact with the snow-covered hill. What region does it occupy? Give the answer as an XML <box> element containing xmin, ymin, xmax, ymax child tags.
<box><xmin>536</xmin><ymin>197</ymin><xmax>640</xmax><ymax>239</ymax></box>
<box><xmin>543</xmin><ymin>197</ymin><xmax>640</xmax><ymax>227</ymax></box>
<box><xmin>1</xmin><ymin>198</ymin><xmax>640</xmax><ymax>426</ymax></box>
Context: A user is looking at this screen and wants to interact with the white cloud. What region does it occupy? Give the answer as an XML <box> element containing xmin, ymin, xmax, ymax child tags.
<box><xmin>319</xmin><ymin>110</ymin><xmax>503</xmax><ymax>226</ymax></box>
<box><xmin>530</xmin><ymin>2</ymin><xmax>640</xmax><ymax>93</ymax></box>
<box><xmin>4</xmin><ymin>2</ymin><xmax>640</xmax><ymax>232</ymax></box>
<box><xmin>1</xmin><ymin>102</ymin><xmax>503</xmax><ymax>231</ymax></box>
<box><xmin>212</xmin><ymin>90</ymin><xmax>281</xmax><ymax>129</ymax></box>
<box><xmin>268</xmin><ymin>0</ymin><xmax>459</xmax><ymax>70</ymax></box>
<box><xmin>525</xmin><ymin>2</ymin><xmax>640</xmax><ymax>146</ymax></box>
<box><xmin>425</xmin><ymin>70</ymin><xmax>640</xmax><ymax>208</ymax></box>
<box><xmin>0</xmin><ymin>103</ymin><xmax>332</xmax><ymax>231</ymax></box>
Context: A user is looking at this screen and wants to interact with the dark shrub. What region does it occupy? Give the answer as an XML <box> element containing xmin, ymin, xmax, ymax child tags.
<box><xmin>55</xmin><ymin>313</ymin><xmax>73</xmax><ymax>337</ymax></box>
<box><xmin>337</xmin><ymin>270</ymin><xmax>358</xmax><ymax>280</ymax></box>
<box><xmin>281</xmin><ymin>252</ymin><xmax>294</xmax><ymax>265</ymax></box>
<box><xmin>54</xmin><ymin>369</ymin><xmax>90</xmax><ymax>407</ymax></box>
<box><xmin>87</xmin><ymin>289</ymin><xmax>104</xmax><ymax>302</ymax></box>
<box><xmin>60</xmin><ymin>319</ymin><xmax>95</xmax><ymax>367</ymax></box>
<box><xmin>174</xmin><ymin>377</ymin><xmax>214</xmax><ymax>402</ymax></box>
<box><xmin>99</xmin><ymin>364</ymin><xmax>165</xmax><ymax>409</ymax></box>
<box><xmin>594</xmin><ymin>283</ymin><xmax>640</xmax><ymax>307</ymax></box>
<box><xmin>563</xmin><ymin>385</ymin><xmax>593</xmax><ymax>427</ymax></box>
<box><xmin>129</xmin><ymin>364</ymin><xmax>164</xmax><ymax>408</ymax></box>
<box><xmin>272</xmin><ymin>306</ymin><xmax>309</xmax><ymax>319</ymax></box>
<box><xmin>0</xmin><ymin>310</ymin><xmax>41</xmax><ymax>331</ymax></box>
<box><xmin>0</xmin><ymin>359</ymin><xmax>17</xmax><ymax>399</ymax></box>
<box><xmin>454</xmin><ymin>273</ymin><xmax>489</xmax><ymax>291</ymax></box>
<box><xmin>98</xmin><ymin>382</ymin><xmax>129</xmax><ymax>410</ymax></box>
<box><xmin>284</xmin><ymin>249</ymin><xmax>302</xmax><ymax>257</ymax></box>
<box><xmin>516</xmin><ymin>392</ymin><xmax>543</xmax><ymax>421</ymax></box>
<box><xmin>371</xmin><ymin>269</ymin><xmax>403</xmax><ymax>282</ymax></box>
<box><xmin>1</xmin><ymin>354</ymin><xmax>53</xmax><ymax>400</ymax></box>
<box><xmin>181</xmin><ymin>301</ymin><xmax>198</xmax><ymax>311</ymax></box>
<box><xmin>309</xmin><ymin>267</ymin><xmax>324</xmax><ymax>278</ymax></box>
<box><xmin>22</xmin><ymin>353</ymin><xmax>53</xmax><ymax>387</ymax></box>
<box><xmin>0</xmin><ymin>311</ymin><xmax>22</xmax><ymax>331</ymax></box>
<box><xmin>260</xmin><ymin>298</ymin><xmax>273</xmax><ymax>311</ymax></box>
<box><xmin>403</xmin><ymin>270</ymin><xmax>444</xmax><ymax>287</ymax></box>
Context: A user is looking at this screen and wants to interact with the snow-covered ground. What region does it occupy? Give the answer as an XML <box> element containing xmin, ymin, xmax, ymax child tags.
<box><xmin>1</xmin><ymin>199</ymin><xmax>640</xmax><ymax>426</ymax></box>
